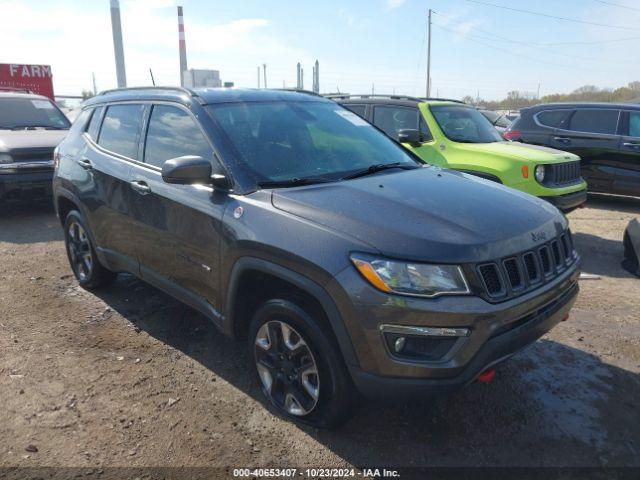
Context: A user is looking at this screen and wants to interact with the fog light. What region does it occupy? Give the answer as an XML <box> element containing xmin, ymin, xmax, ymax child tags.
<box><xmin>394</xmin><ymin>337</ymin><xmax>406</xmax><ymax>353</ymax></box>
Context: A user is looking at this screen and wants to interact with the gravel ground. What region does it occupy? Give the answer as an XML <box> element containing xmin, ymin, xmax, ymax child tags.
<box><xmin>0</xmin><ymin>194</ymin><xmax>639</xmax><ymax>472</ymax></box>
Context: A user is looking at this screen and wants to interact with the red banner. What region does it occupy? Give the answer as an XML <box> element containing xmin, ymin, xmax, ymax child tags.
<box><xmin>0</xmin><ymin>63</ymin><xmax>55</xmax><ymax>99</ymax></box>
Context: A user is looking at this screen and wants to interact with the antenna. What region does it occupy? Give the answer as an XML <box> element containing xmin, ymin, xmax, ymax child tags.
<box><xmin>149</xmin><ymin>68</ymin><xmax>156</xmax><ymax>86</ymax></box>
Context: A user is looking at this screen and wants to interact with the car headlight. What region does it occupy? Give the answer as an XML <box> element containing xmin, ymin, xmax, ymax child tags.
<box><xmin>0</xmin><ymin>153</ymin><xmax>13</xmax><ymax>165</ymax></box>
<box><xmin>351</xmin><ymin>255</ymin><xmax>470</xmax><ymax>298</ymax></box>
<box><xmin>535</xmin><ymin>165</ymin><xmax>545</xmax><ymax>183</ymax></box>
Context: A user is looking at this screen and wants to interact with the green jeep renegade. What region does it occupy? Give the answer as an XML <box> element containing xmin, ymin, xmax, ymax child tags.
<box><xmin>334</xmin><ymin>95</ymin><xmax>588</xmax><ymax>212</ymax></box>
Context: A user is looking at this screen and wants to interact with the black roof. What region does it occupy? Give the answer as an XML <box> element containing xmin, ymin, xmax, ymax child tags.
<box><xmin>523</xmin><ymin>102</ymin><xmax>640</xmax><ymax>112</ymax></box>
<box><xmin>83</xmin><ymin>87</ymin><xmax>329</xmax><ymax>107</ymax></box>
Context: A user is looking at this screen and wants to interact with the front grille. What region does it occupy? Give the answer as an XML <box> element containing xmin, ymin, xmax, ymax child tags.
<box><xmin>9</xmin><ymin>147</ymin><xmax>55</xmax><ymax>163</ymax></box>
<box><xmin>545</xmin><ymin>161</ymin><xmax>581</xmax><ymax>186</ymax></box>
<box><xmin>540</xmin><ymin>246</ymin><xmax>552</xmax><ymax>274</ymax></box>
<box><xmin>523</xmin><ymin>252</ymin><xmax>539</xmax><ymax>282</ymax></box>
<box><xmin>503</xmin><ymin>258</ymin><xmax>523</xmax><ymax>289</ymax></box>
<box><xmin>477</xmin><ymin>231</ymin><xmax>577</xmax><ymax>301</ymax></box>
<box><xmin>478</xmin><ymin>264</ymin><xmax>503</xmax><ymax>295</ymax></box>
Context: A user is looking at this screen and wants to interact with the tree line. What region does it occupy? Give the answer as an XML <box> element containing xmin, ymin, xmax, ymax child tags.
<box><xmin>462</xmin><ymin>81</ymin><xmax>640</xmax><ymax>111</ymax></box>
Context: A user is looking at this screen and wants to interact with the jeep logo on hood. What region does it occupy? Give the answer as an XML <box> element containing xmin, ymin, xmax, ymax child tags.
<box><xmin>531</xmin><ymin>231</ymin><xmax>547</xmax><ymax>242</ymax></box>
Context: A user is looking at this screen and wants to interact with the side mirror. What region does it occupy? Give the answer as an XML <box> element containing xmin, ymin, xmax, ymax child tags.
<box><xmin>162</xmin><ymin>155</ymin><xmax>212</xmax><ymax>185</ymax></box>
<box><xmin>398</xmin><ymin>129</ymin><xmax>423</xmax><ymax>147</ymax></box>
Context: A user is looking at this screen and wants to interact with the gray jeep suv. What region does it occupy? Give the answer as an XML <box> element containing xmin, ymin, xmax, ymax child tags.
<box><xmin>53</xmin><ymin>87</ymin><xmax>580</xmax><ymax>427</ymax></box>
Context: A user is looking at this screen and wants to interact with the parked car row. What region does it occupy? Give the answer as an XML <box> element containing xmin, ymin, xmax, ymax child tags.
<box><xmin>2</xmin><ymin>86</ymin><xmax>637</xmax><ymax>428</ymax></box>
<box><xmin>50</xmin><ymin>87</ymin><xmax>581</xmax><ymax>427</ymax></box>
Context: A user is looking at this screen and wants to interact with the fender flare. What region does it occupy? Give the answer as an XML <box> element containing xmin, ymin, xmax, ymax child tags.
<box><xmin>223</xmin><ymin>256</ymin><xmax>359</xmax><ymax>368</ymax></box>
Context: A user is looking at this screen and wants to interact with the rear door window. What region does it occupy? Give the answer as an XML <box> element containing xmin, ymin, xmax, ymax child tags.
<box><xmin>343</xmin><ymin>104</ymin><xmax>367</xmax><ymax>118</ymax></box>
<box><xmin>372</xmin><ymin>105</ymin><xmax>421</xmax><ymax>141</ymax></box>
<box><xmin>97</xmin><ymin>104</ymin><xmax>145</xmax><ymax>159</ymax></box>
<box><xmin>568</xmin><ymin>109</ymin><xmax>620</xmax><ymax>135</ymax></box>
<box><xmin>143</xmin><ymin>105</ymin><xmax>212</xmax><ymax>168</ymax></box>
<box><xmin>536</xmin><ymin>110</ymin><xmax>572</xmax><ymax>129</ymax></box>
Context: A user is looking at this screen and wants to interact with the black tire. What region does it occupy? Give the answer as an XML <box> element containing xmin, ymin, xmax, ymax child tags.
<box><xmin>63</xmin><ymin>210</ymin><xmax>117</xmax><ymax>289</ymax></box>
<box><xmin>248</xmin><ymin>298</ymin><xmax>358</xmax><ymax>428</ymax></box>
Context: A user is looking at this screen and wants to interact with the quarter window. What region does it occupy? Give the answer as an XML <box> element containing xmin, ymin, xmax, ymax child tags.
<box><xmin>344</xmin><ymin>104</ymin><xmax>367</xmax><ymax>118</ymax></box>
<box><xmin>144</xmin><ymin>105</ymin><xmax>212</xmax><ymax>168</ymax></box>
<box><xmin>536</xmin><ymin>110</ymin><xmax>572</xmax><ymax>129</ymax></box>
<box><xmin>569</xmin><ymin>109</ymin><xmax>619</xmax><ymax>135</ymax></box>
<box><xmin>97</xmin><ymin>104</ymin><xmax>145</xmax><ymax>159</ymax></box>
<box><xmin>373</xmin><ymin>106</ymin><xmax>422</xmax><ymax>141</ymax></box>
<box><xmin>86</xmin><ymin>106</ymin><xmax>104</xmax><ymax>140</ymax></box>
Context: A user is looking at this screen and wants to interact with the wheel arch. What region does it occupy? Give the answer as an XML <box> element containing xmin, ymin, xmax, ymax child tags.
<box><xmin>223</xmin><ymin>257</ymin><xmax>359</xmax><ymax>369</ymax></box>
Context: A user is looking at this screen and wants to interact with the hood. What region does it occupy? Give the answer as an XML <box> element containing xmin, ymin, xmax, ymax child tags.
<box><xmin>0</xmin><ymin>130</ymin><xmax>68</xmax><ymax>152</ymax></box>
<box><xmin>271</xmin><ymin>167</ymin><xmax>567</xmax><ymax>263</ymax></box>
<box><xmin>457</xmin><ymin>141</ymin><xmax>579</xmax><ymax>164</ymax></box>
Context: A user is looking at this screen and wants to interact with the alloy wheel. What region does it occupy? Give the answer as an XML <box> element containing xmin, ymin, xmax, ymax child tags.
<box><xmin>67</xmin><ymin>221</ymin><xmax>93</xmax><ymax>281</ymax></box>
<box><xmin>254</xmin><ymin>320</ymin><xmax>320</xmax><ymax>416</ymax></box>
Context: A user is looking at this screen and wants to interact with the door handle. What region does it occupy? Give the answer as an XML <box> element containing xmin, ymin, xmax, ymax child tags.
<box><xmin>622</xmin><ymin>142</ymin><xmax>640</xmax><ymax>149</ymax></box>
<box><xmin>130</xmin><ymin>180</ymin><xmax>151</xmax><ymax>195</ymax></box>
<box><xmin>77</xmin><ymin>158</ymin><xmax>93</xmax><ymax>170</ymax></box>
<box><xmin>554</xmin><ymin>136</ymin><xmax>571</xmax><ymax>144</ymax></box>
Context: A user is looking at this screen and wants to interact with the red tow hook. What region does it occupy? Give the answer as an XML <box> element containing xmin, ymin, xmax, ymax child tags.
<box><xmin>477</xmin><ymin>368</ymin><xmax>495</xmax><ymax>383</ymax></box>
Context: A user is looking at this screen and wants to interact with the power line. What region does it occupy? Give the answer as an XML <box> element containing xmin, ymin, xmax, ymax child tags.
<box><xmin>462</xmin><ymin>0</ymin><xmax>639</xmax><ymax>30</ymax></box>
<box><xmin>432</xmin><ymin>17</ymin><xmax>627</xmax><ymax>64</ymax></box>
<box><xmin>433</xmin><ymin>10</ymin><xmax>640</xmax><ymax>47</ymax></box>
<box><xmin>432</xmin><ymin>23</ymin><xmax>590</xmax><ymax>70</ymax></box>
<box><xmin>593</xmin><ymin>0</ymin><xmax>640</xmax><ymax>12</ymax></box>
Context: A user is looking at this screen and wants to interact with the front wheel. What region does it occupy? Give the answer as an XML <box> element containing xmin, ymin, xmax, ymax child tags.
<box><xmin>249</xmin><ymin>299</ymin><xmax>357</xmax><ymax>428</ymax></box>
<box><xmin>63</xmin><ymin>210</ymin><xmax>117</xmax><ymax>289</ymax></box>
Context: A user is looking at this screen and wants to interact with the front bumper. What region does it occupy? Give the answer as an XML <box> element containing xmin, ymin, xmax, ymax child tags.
<box><xmin>328</xmin><ymin>261</ymin><xmax>580</xmax><ymax>399</ymax></box>
<box><xmin>0</xmin><ymin>170</ymin><xmax>54</xmax><ymax>200</ymax></box>
<box><xmin>540</xmin><ymin>188</ymin><xmax>587</xmax><ymax>212</ymax></box>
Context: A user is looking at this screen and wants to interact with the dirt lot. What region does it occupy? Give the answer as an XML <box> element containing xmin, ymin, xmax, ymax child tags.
<box><xmin>1</xmin><ymin>195</ymin><xmax>639</xmax><ymax>473</ymax></box>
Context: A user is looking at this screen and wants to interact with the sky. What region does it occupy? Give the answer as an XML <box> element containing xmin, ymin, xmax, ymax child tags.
<box><xmin>1</xmin><ymin>0</ymin><xmax>639</xmax><ymax>100</ymax></box>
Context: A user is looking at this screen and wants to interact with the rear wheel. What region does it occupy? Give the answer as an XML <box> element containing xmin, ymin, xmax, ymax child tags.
<box><xmin>63</xmin><ymin>210</ymin><xmax>117</xmax><ymax>289</ymax></box>
<box><xmin>249</xmin><ymin>298</ymin><xmax>357</xmax><ymax>428</ymax></box>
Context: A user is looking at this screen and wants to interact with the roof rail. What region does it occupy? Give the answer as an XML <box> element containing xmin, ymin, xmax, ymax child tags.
<box><xmin>325</xmin><ymin>93</ymin><xmax>425</xmax><ymax>102</ymax></box>
<box><xmin>324</xmin><ymin>93</ymin><xmax>467</xmax><ymax>104</ymax></box>
<box><xmin>0</xmin><ymin>86</ymin><xmax>33</xmax><ymax>94</ymax></box>
<box><xmin>97</xmin><ymin>86</ymin><xmax>197</xmax><ymax>97</ymax></box>
<box><xmin>274</xmin><ymin>88</ymin><xmax>324</xmax><ymax>98</ymax></box>
<box><xmin>420</xmin><ymin>97</ymin><xmax>466</xmax><ymax>104</ymax></box>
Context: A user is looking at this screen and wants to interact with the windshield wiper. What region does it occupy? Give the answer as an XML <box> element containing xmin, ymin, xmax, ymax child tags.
<box><xmin>2</xmin><ymin>125</ymin><xmax>66</xmax><ymax>130</ymax></box>
<box><xmin>341</xmin><ymin>162</ymin><xmax>416</xmax><ymax>180</ymax></box>
<box><xmin>257</xmin><ymin>177</ymin><xmax>334</xmax><ymax>189</ymax></box>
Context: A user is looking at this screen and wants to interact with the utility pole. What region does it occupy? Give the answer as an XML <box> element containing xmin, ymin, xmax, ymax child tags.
<box><xmin>372</xmin><ymin>83</ymin><xmax>375</xmax><ymax>95</ymax></box>
<box><xmin>426</xmin><ymin>8</ymin><xmax>432</xmax><ymax>98</ymax></box>
<box><xmin>537</xmin><ymin>83</ymin><xmax>541</xmax><ymax>99</ymax></box>
<box><xmin>257</xmin><ymin>66</ymin><xmax>261</xmax><ymax>88</ymax></box>
<box><xmin>263</xmin><ymin>64</ymin><xmax>267</xmax><ymax>89</ymax></box>
<box><xmin>92</xmin><ymin>72</ymin><xmax>97</xmax><ymax>95</ymax></box>
<box><xmin>109</xmin><ymin>0</ymin><xmax>127</xmax><ymax>88</ymax></box>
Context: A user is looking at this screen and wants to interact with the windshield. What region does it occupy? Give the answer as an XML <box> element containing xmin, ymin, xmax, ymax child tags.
<box><xmin>0</xmin><ymin>97</ymin><xmax>71</xmax><ymax>130</ymax></box>
<box><xmin>206</xmin><ymin>101</ymin><xmax>419</xmax><ymax>185</ymax></box>
<box><xmin>431</xmin><ymin>105</ymin><xmax>503</xmax><ymax>143</ymax></box>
